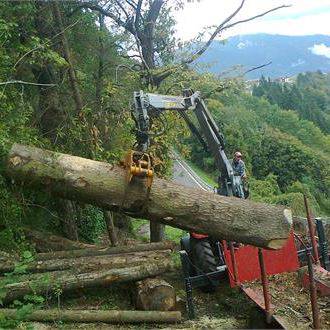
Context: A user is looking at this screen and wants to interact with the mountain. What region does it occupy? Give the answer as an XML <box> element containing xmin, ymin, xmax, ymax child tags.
<box><xmin>195</xmin><ymin>34</ymin><xmax>330</xmax><ymax>79</ymax></box>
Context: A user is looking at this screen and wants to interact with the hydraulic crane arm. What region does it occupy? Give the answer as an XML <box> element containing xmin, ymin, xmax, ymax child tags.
<box><xmin>132</xmin><ymin>89</ymin><xmax>244</xmax><ymax>198</ymax></box>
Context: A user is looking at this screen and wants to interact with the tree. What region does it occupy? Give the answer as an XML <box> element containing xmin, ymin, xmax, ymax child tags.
<box><xmin>74</xmin><ymin>0</ymin><xmax>289</xmax><ymax>87</ymax></box>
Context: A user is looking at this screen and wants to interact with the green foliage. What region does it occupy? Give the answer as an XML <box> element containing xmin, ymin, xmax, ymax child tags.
<box><xmin>0</xmin><ymin>0</ymin><xmax>329</xmax><ymax>257</ymax></box>
<box><xmin>179</xmin><ymin>72</ymin><xmax>329</xmax><ymax>215</ymax></box>
<box><xmin>0</xmin><ymin>251</ymin><xmax>45</xmax><ymax>329</ymax></box>
<box><xmin>77</xmin><ymin>205</ymin><xmax>106</xmax><ymax>243</ymax></box>
<box><xmin>253</xmin><ymin>72</ymin><xmax>330</xmax><ymax>133</ymax></box>
<box><xmin>0</xmin><ymin>1</ymin><xmax>142</xmax><ymax>249</ymax></box>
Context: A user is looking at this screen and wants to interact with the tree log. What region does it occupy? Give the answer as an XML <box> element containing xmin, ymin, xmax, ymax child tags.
<box><xmin>0</xmin><ymin>250</ymin><xmax>172</xmax><ymax>274</ymax></box>
<box><xmin>103</xmin><ymin>210</ymin><xmax>118</xmax><ymax>246</ymax></box>
<box><xmin>136</xmin><ymin>278</ymin><xmax>176</xmax><ymax>311</ymax></box>
<box><xmin>7</xmin><ymin>144</ymin><xmax>292</xmax><ymax>249</ymax></box>
<box><xmin>0</xmin><ymin>309</ymin><xmax>181</xmax><ymax>323</ymax></box>
<box><xmin>35</xmin><ymin>241</ymin><xmax>175</xmax><ymax>261</ymax></box>
<box><xmin>23</xmin><ymin>228</ymin><xmax>97</xmax><ymax>252</ymax></box>
<box><xmin>1</xmin><ymin>260</ymin><xmax>173</xmax><ymax>304</ymax></box>
<box><xmin>150</xmin><ymin>222</ymin><xmax>165</xmax><ymax>242</ymax></box>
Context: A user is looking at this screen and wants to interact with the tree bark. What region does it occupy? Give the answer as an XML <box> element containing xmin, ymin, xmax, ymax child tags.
<box><xmin>103</xmin><ymin>210</ymin><xmax>118</xmax><ymax>246</ymax></box>
<box><xmin>150</xmin><ymin>222</ymin><xmax>165</xmax><ymax>242</ymax></box>
<box><xmin>135</xmin><ymin>278</ymin><xmax>176</xmax><ymax>311</ymax></box>
<box><xmin>35</xmin><ymin>241</ymin><xmax>175</xmax><ymax>261</ymax></box>
<box><xmin>0</xmin><ymin>309</ymin><xmax>181</xmax><ymax>323</ymax></box>
<box><xmin>57</xmin><ymin>199</ymin><xmax>79</xmax><ymax>241</ymax></box>
<box><xmin>1</xmin><ymin>260</ymin><xmax>173</xmax><ymax>304</ymax></box>
<box><xmin>113</xmin><ymin>213</ymin><xmax>133</xmax><ymax>233</ymax></box>
<box><xmin>0</xmin><ymin>250</ymin><xmax>171</xmax><ymax>274</ymax></box>
<box><xmin>6</xmin><ymin>144</ymin><xmax>292</xmax><ymax>249</ymax></box>
<box><xmin>95</xmin><ymin>13</ymin><xmax>105</xmax><ymax>114</ymax></box>
<box><xmin>33</xmin><ymin>1</ymin><xmax>64</xmax><ymax>144</ymax></box>
<box><xmin>51</xmin><ymin>1</ymin><xmax>84</xmax><ymax>114</ymax></box>
<box><xmin>23</xmin><ymin>228</ymin><xmax>96</xmax><ymax>252</ymax></box>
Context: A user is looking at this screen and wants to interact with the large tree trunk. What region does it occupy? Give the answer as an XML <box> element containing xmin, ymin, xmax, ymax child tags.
<box><xmin>0</xmin><ymin>250</ymin><xmax>171</xmax><ymax>274</ymax></box>
<box><xmin>51</xmin><ymin>1</ymin><xmax>83</xmax><ymax>114</ymax></box>
<box><xmin>150</xmin><ymin>222</ymin><xmax>165</xmax><ymax>242</ymax></box>
<box><xmin>6</xmin><ymin>144</ymin><xmax>292</xmax><ymax>249</ymax></box>
<box><xmin>33</xmin><ymin>1</ymin><xmax>63</xmax><ymax>144</ymax></box>
<box><xmin>0</xmin><ymin>309</ymin><xmax>181</xmax><ymax>324</ymax></box>
<box><xmin>57</xmin><ymin>199</ymin><xmax>79</xmax><ymax>241</ymax></box>
<box><xmin>113</xmin><ymin>213</ymin><xmax>133</xmax><ymax>233</ymax></box>
<box><xmin>34</xmin><ymin>2</ymin><xmax>80</xmax><ymax>241</ymax></box>
<box><xmin>1</xmin><ymin>260</ymin><xmax>173</xmax><ymax>304</ymax></box>
<box><xmin>103</xmin><ymin>210</ymin><xmax>118</xmax><ymax>246</ymax></box>
<box><xmin>95</xmin><ymin>13</ymin><xmax>105</xmax><ymax>114</ymax></box>
<box><xmin>35</xmin><ymin>241</ymin><xmax>175</xmax><ymax>261</ymax></box>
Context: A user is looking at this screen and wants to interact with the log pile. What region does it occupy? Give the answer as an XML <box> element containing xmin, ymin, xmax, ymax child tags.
<box><xmin>0</xmin><ymin>242</ymin><xmax>175</xmax><ymax>306</ymax></box>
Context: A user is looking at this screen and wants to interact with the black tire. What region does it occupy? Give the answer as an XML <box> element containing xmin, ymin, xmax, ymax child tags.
<box><xmin>190</xmin><ymin>238</ymin><xmax>218</xmax><ymax>293</ymax></box>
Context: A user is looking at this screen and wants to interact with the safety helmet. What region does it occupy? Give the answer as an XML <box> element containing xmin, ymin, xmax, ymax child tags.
<box><xmin>234</xmin><ymin>151</ymin><xmax>242</xmax><ymax>158</ymax></box>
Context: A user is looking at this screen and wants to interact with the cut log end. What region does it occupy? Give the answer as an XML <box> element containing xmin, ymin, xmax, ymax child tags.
<box><xmin>264</xmin><ymin>209</ymin><xmax>293</xmax><ymax>250</ymax></box>
<box><xmin>267</xmin><ymin>238</ymin><xmax>289</xmax><ymax>250</ymax></box>
<box><xmin>284</xmin><ymin>209</ymin><xmax>293</xmax><ymax>225</ymax></box>
<box><xmin>136</xmin><ymin>278</ymin><xmax>176</xmax><ymax>311</ymax></box>
<box><xmin>9</xmin><ymin>155</ymin><xmax>23</xmax><ymax>167</ymax></box>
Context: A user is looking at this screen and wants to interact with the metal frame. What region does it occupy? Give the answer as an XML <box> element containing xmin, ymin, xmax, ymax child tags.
<box><xmin>179</xmin><ymin>242</ymin><xmax>226</xmax><ymax>319</ymax></box>
<box><xmin>132</xmin><ymin>89</ymin><xmax>245</xmax><ymax>198</ymax></box>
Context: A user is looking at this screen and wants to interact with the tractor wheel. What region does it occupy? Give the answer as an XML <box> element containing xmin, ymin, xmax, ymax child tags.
<box><xmin>190</xmin><ymin>238</ymin><xmax>218</xmax><ymax>293</ymax></box>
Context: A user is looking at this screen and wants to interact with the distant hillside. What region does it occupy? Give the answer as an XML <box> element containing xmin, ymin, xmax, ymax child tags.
<box><xmin>195</xmin><ymin>34</ymin><xmax>330</xmax><ymax>79</ymax></box>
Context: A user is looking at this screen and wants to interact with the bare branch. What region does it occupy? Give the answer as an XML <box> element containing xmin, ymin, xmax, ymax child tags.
<box><xmin>120</xmin><ymin>53</ymin><xmax>142</xmax><ymax>59</ymax></box>
<box><xmin>114</xmin><ymin>0</ymin><xmax>130</xmax><ymax>20</ymax></box>
<box><xmin>146</xmin><ymin>0</ymin><xmax>164</xmax><ymax>24</ymax></box>
<box><xmin>225</xmin><ymin>5</ymin><xmax>291</xmax><ymax>31</ymax></box>
<box><xmin>0</xmin><ymin>80</ymin><xmax>57</xmax><ymax>87</ymax></box>
<box><xmin>115</xmin><ymin>64</ymin><xmax>141</xmax><ymax>85</ymax></box>
<box><xmin>184</xmin><ymin>4</ymin><xmax>290</xmax><ymax>64</ymax></box>
<box><xmin>134</xmin><ymin>0</ymin><xmax>143</xmax><ymax>32</ymax></box>
<box><xmin>124</xmin><ymin>0</ymin><xmax>138</xmax><ymax>11</ymax></box>
<box><xmin>76</xmin><ymin>3</ymin><xmax>135</xmax><ymax>33</ymax></box>
<box><xmin>216</xmin><ymin>0</ymin><xmax>245</xmax><ymax>32</ymax></box>
<box><xmin>14</xmin><ymin>19</ymin><xmax>81</xmax><ymax>69</ymax></box>
<box><xmin>244</xmin><ymin>61</ymin><xmax>272</xmax><ymax>75</ymax></box>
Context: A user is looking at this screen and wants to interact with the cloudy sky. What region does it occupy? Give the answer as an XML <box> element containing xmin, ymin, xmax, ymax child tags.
<box><xmin>174</xmin><ymin>0</ymin><xmax>330</xmax><ymax>40</ymax></box>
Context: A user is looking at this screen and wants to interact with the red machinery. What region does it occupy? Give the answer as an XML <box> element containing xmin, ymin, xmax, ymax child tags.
<box><xmin>224</xmin><ymin>232</ymin><xmax>299</xmax><ymax>287</ymax></box>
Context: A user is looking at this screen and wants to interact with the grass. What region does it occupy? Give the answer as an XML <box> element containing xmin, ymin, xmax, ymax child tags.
<box><xmin>132</xmin><ymin>219</ymin><xmax>186</xmax><ymax>243</ymax></box>
<box><xmin>185</xmin><ymin>160</ymin><xmax>217</xmax><ymax>187</ymax></box>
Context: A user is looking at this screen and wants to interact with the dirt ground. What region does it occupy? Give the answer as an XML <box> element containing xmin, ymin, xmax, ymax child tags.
<box><xmin>19</xmin><ymin>270</ymin><xmax>265</xmax><ymax>330</ymax></box>
<box><xmin>245</xmin><ymin>272</ymin><xmax>330</xmax><ymax>329</ymax></box>
<box><xmin>17</xmin><ymin>269</ymin><xmax>329</xmax><ymax>330</ymax></box>
<box><xmin>6</xmin><ymin>233</ymin><xmax>330</xmax><ymax>329</ymax></box>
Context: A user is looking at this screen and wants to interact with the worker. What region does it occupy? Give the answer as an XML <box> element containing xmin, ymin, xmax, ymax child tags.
<box><xmin>232</xmin><ymin>151</ymin><xmax>246</xmax><ymax>179</ymax></box>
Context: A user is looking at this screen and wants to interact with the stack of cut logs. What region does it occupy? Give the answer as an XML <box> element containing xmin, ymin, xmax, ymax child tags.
<box><xmin>0</xmin><ymin>239</ymin><xmax>181</xmax><ymax>324</ymax></box>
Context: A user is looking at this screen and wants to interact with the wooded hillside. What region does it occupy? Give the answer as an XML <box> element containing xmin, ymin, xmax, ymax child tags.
<box><xmin>0</xmin><ymin>1</ymin><xmax>328</xmax><ymax>252</ymax></box>
<box><xmin>0</xmin><ymin>1</ymin><xmax>329</xmax><ymax>328</ymax></box>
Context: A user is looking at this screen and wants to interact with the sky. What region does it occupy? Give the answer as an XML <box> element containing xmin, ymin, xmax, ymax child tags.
<box><xmin>174</xmin><ymin>0</ymin><xmax>330</xmax><ymax>40</ymax></box>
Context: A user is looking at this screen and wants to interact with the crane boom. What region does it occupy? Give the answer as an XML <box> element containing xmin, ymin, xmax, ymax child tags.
<box><xmin>132</xmin><ymin>89</ymin><xmax>244</xmax><ymax>198</ymax></box>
